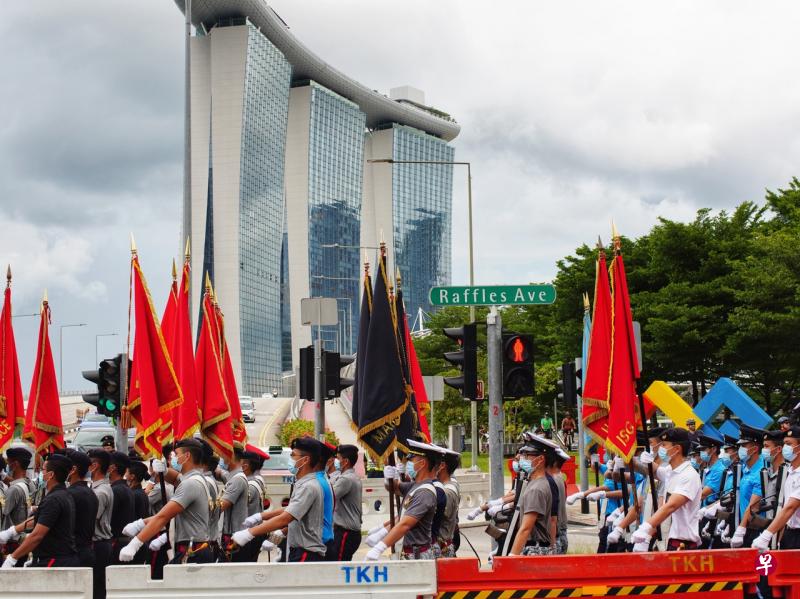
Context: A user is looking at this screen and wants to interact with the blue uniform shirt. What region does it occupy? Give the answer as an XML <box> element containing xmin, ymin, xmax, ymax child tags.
<box><xmin>702</xmin><ymin>460</ymin><xmax>726</xmax><ymax>506</ymax></box>
<box><xmin>315</xmin><ymin>471</ymin><xmax>334</xmax><ymax>543</ymax></box>
<box><xmin>738</xmin><ymin>456</ymin><xmax>764</xmax><ymax>517</ymax></box>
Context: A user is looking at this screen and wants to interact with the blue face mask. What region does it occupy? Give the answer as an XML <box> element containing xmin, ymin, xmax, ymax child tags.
<box><xmin>170</xmin><ymin>455</ymin><xmax>183</xmax><ymax>473</ymax></box>
<box><xmin>738</xmin><ymin>446</ymin><xmax>750</xmax><ymax>462</ymax></box>
<box><xmin>518</xmin><ymin>459</ymin><xmax>533</xmax><ymax>474</ymax></box>
<box><xmin>511</xmin><ymin>460</ymin><xmax>520</xmax><ymax>473</ymax></box>
<box><xmin>690</xmin><ymin>458</ymin><xmax>699</xmax><ymax>470</ymax></box>
<box><xmin>719</xmin><ymin>452</ymin><xmax>732</xmax><ymax>466</ymax></box>
<box><xmin>783</xmin><ymin>444</ymin><xmax>797</xmax><ymax>463</ymax></box>
<box><xmin>219</xmin><ymin>459</ymin><xmax>228</xmax><ymax>471</ymax></box>
<box><xmin>406</xmin><ymin>460</ymin><xmax>417</xmax><ymax>480</ymax></box>
<box><xmin>761</xmin><ymin>447</ymin><xmax>773</xmax><ymax>464</ymax></box>
<box><xmin>699</xmin><ymin>450</ymin><xmax>710</xmax><ymax>463</ymax></box>
<box><xmin>333</xmin><ymin>458</ymin><xmax>341</xmax><ymax>472</ymax></box>
<box><xmin>657</xmin><ymin>446</ymin><xmax>669</xmax><ymax>462</ymax></box>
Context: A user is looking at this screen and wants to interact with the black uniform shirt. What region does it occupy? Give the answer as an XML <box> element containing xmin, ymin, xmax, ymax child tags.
<box><xmin>110</xmin><ymin>479</ymin><xmax>135</xmax><ymax>537</ymax></box>
<box><xmin>66</xmin><ymin>481</ymin><xmax>99</xmax><ymax>550</ymax></box>
<box><xmin>34</xmin><ymin>484</ymin><xmax>77</xmax><ymax>559</ymax></box>
<box><xmin>132</xmin><ymin>486</ymin><xmax>151</xmax><ymax>520</ymax></box>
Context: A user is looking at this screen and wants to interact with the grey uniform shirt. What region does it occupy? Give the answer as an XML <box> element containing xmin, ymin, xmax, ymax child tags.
<box><xmin>519</xmin><ymin>475</ymin><xmax>553</xmax><ymax>545</ymax></box>
<box><xmin>202</xmin><ymin>472</ymin><xmax>222</xmax><ymax>543</ymax></box>
<box><xmin>285</xmin><ymin>472</ymin><xmax>325</xmax><ymax>554</ymax></box>
<box><xmin>332</xmin><ymin>469</ymin><xmax>362</xmax><ymax>531</ymax></box>
<box><xmin>246</xmin><ymin>475</ymin><xmax>265</xmax><ymax>517</ymax></box>
<box><xmin>438</xmin><ymin>479</ymin><xmax>461</xmax><ymax>543</ymax></box>
<box><xmin>2</xmin><ymin>479</ymin><xmax>30</xmax><ymax>528</ymax></box>
<box><xmin>552</xmin><ymin>474</ymin><xmax>567</xmax><ymax>532</ymax></box>
<box><xmin>172</xmin><ymin>469</ymin><xmax>211</xmax><ymax>543</ymax></box>
<box><xmin>221</xmin><ymin>469</ymin><xmax>249</xmax><ymax>535</ymax></box>
<box><xmin>146</xmin><ymin>481</ymin><xmax>174</xmax><ymax>514</ymax></box>
<box><xmin>92</xmin><ymin>478</ymin><xmax>114</xmax><ymax>541</ymax></box>
<box><xmin>401</xmin><ymin>480</ymin><xmax>438</xmax><ymax>547</ymax></box>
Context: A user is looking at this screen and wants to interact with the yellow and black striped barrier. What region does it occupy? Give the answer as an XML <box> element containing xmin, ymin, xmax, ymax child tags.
<box><xmin>438</xmin><ymin>581</ymin><xmax>743</xmax><ymax>599</ymax></box>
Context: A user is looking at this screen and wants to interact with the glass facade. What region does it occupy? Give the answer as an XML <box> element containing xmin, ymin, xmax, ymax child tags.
<box><xmin>392</xmin><ymin>125</ymin><xmax>454</xmax><ymax>325</ymax></box>
<box><xmin>305</xmin><ymin>82</ymin><xmax>366</xmax><ymax>355</ymax></box>
<box><xmin>237</xmin><ymin>23</ymin><xmax>292</xmax><ymax>394</ymax></box>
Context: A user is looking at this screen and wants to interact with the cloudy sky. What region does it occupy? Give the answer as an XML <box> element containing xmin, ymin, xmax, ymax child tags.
<box><xmin>2</xmin><ymin>1</ymin><xmax>800</xmax><ymax>391</ymax></box>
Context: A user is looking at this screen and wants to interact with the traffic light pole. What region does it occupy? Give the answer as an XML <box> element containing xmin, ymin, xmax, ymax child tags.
<box><xmin>314</xmin><ymin>336</ymin><xmax>324</xmax><ymax>441</ymax></box>
<box><xmin>486</xmin><ymin>307</ymin><xmax>504</xmax><ymax>500</ymax></box>
<box><xmin>115</xmin><ymin>353</ymin><xmax>128</xmax><ymax>452</ymax></box>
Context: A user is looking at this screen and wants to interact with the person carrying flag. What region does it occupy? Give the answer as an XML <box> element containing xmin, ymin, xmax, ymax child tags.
<box><xmin>325</xmin><ymin>444</ymin><xmax>363</xmax><ymax>562</ymax></box>
<box><xmin>753</xmin><ymin>426</ymin><xmax>800</xmax><ymax>550</ymax></box>
<box><xmin>0</xmin><ymin>447</ymin><xmax>33</xmax><ymax>566</ymax></box>
<box><xmin>509</xmin><ymin>438</ymin><xmax>555</xmax><ymax>556</ymax></box>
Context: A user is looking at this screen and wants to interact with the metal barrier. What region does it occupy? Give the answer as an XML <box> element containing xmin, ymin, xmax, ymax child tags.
<box><xmin>766</xmin><ymin>549</ymin><xmax>800</xmax><ymax>599</ymax></box>
<box><xmin>106</xmin><ymin>561</ymin><xmax>437</xmax><ymax>598</ymax></box>
<box><xmin>3</xmin><ymin>567</ymin><xmax>92</xmax><ymax>599</ymax></box>
<box><xmin>436</xmin><ymin>550</ymin><xmax>760</xmax><ymax>599</ymax></box>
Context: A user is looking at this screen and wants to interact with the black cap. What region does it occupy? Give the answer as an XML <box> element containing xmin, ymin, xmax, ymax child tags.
<box><xmin>777</xmin><ymin>416</ymin><xmax>790</xmax><ymax>424</ymax></box>
<box><xmin>319</xmin><ymin>441</ymin><xmax>337</xmax><ymax>462</ymax></box>
<box><xmin>686</xmin><ymin>418</ymin><xmax>696</xmax><ymax>425</ymax></box>
<box><xmin>6</xmin><ymin>446</ymin><xmax>32</xmax><ymax>463</ymax></box>
<box><xmin>722</xmin><ymin>434</ymin><xmax>738</xmax><ymax>449</ymax></box>
<box><xmin>785</xmin><ymin>426</ymin><xmax>800</xmax><ymax>439</ymax></box>
<box><xmin>696</xmin><ymin>434</ymin><xmax>723</xmax><ymax>449</ymax></box>
<box><xmin>660</xmin><ymin>427</ymin><xmax>690</xmax><ymax>445</ymax></box>
<box><xmin>291</xmin><ymin>436</ymin><xmax>321</xmax><ymax>458</ymax></box>
<box><xmin>737</xmin><ymin>425</ymin><xmax>765</xmax><ymax>445</ymax></box>
<box><xmin>646</xmin><ymin>426</ymin><xmax>666</xmax><ymax>439</ymax></box>
<box><xmin>101</xmin><ymin>435</ymin><xmax>115</xmax><ymax>447</ymax></box>
<box><xmin>688</xmin><ymin>444</ymin><xmax>701</xmax><ymax>455</ymax></box>
<box><xmin>763</xmin><ymin>430</ymin><xmax>786</xmax><ymax>444</ymax></box>
<box><xmin>636</xmin><ymin>431</ymin><xmax>649</xmax><ymax>448</ymax></box>
<box><xmin>175</xmin><ymin>437</ymin><xmax>203</xmax><ymax>451</ymax></box>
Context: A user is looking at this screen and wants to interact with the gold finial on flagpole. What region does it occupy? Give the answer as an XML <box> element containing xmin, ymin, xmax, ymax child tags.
<box><xmin>583</xmin><ymin>292</ymin><xmax>590</xmax><ymax>312</ymax></box>
<box><xmin>43</xmin><ymin>288</ymin><xmax>48</xmax><ymax>305</ymax></box>
<box><xmin>184</xmin><ymin>236</ymin><xmax>191</xmax><ymax>260</ymax></box>
<box><xmin>395</xmin><ymin>267</ymin><xmax>402</xmax><ymax>288</ymax></box>
<box><xmin>204</xmin><ymin>271</ymin><xmax>212</xmax><ymax>291</ymax></box>
<box><xmin>611</xmin><ymin>220</ymin><xmax>622</xmax><ymax>252</ymax></box>
<box><xmin>130</xmin><ymin>233</ymin><xmax>137</xmax><ymax>255</ymax></box>
<box><xmin>171</xmin><ymin>258</ymin><xmax>177</xmax><ymax>281</ymax></box>
<box><xmin>363</xmin><ymin>249</ymin><xmax>370</xmax><ymax>275</ymax></box>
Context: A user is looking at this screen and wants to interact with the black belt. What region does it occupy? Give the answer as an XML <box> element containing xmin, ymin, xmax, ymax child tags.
<box><xmin>525</xmin><ymin>541</ymin><xmax>551</xmax><ymax>548</ymax></box>
<box><xmin>334</xmin><ymin>525</ymin><xmax>359</xmax><ymax>533</ymax></box>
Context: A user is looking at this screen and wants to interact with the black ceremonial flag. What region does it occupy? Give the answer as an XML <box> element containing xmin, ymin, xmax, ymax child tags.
<box><xmin>394</xmin><ymin>287</ymin><xmax>420</xmax><ymax>448</ymax></box>
<box><xmin>356</xmin><ymin>252</ymin><xmax>410</xmax><ymax>462</ymax></box>
<box><xmin>350</xmin><ymin>267</ymin><xmax>372</xmax><ymax>434</ymax></box>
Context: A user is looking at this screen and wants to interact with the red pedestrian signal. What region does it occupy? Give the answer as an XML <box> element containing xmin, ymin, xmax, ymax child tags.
<box><xmin>502</xmin><ymin>333</ymin><xmax>535</xmax><ymax>399</ymax></box>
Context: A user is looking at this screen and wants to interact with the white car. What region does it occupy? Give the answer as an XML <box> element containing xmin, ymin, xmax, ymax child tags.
<box><xmin>240</xmin><ymin>397</ymin><xmax>255</xmax><ymax>423</ymax></box>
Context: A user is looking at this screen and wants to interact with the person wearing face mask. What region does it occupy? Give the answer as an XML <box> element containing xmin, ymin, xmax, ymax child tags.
<box><xmin>118</xmin><ymin>438</ymin><xmax>216</xmax><ymax>565</ymax></box>
<box><xmin>87</xmin><ymin>448</ymin><xmax>114</xmax><ymax>599</ymax></box>
<box><xmin>325</xmin><ymin>444</ymin><xmax>362</xmax><ymax>562</ymax></box>
<box><xmin>688</xmin><ymin>446</ymin><xmax>702</xmax><ymax>475</ymax></box>
<box><xmin>697</xmin><ymin>436</ymin><xmax>725</xmax><ymax>506</ymax></box>
<box><xmin>0</xmin><ymin>447</ymin><xmax>33</xmax><ymax>567</ymax></box>
<box><xmin>218</xmin><ymin>447</ymin><xmax>250</xmax><ymax>561</ymax></box>
<box><xmin>725</xmin><ymin>426</ymin><xmax>766</xmax><ymax>549</ymax></box>
<box><xmin>509</xmin><ymin>439</ymin><xmax>554</xmax><ymax>556</ymax></box>
<box><xmin>753</xmin><ymin>426</ymin><xmax>800</xmax><ymax>550</ymax></box>
<box><xmin>232</xmin><ymin>436</ymin><xmax>325</xmax><ymax>562</ymax></box>
<box><xmin>366</xmin><ymin>440</ymin><xmax>446</xmax><ymax>561</ymax></box>
<box><xmin>1</xmin><ymin>453</ymin><xmax>77</xmax><ymax>568</ymax></box>
<box><xmin>315</xmin><ymin>443</ymin><xmax>336</xmax><ymax>558</ymax></box>
<box><xmin>240</xmin><ymin>447</ymin><xmax>268</xmax><ymax>561</ymax></box>
<box><xmin>125</xmin><ymin>460</ymin><xmax>152</xmax><ymax>564</ymax></box>
<box><xmin>465</xmin><ymin>456</ymin><xmax>521</xmax><ymax>521</ymax></box>
<box><xmin>631</xmin><ymin>428</ymin><xmax>702</xmax><ymax>551</ymax></box>
<box><xmin>435</xmin><ymin>448</ymin><xmax>462</xmax><ymax>558</ymax></box>
<box><xmin>108</xmin><ymin>451</ymin><xmax>135</xmax><ymax>564</ymax></box>
<box><xmin>64</xmin><ymin>449</ymin><xmax>98</xmax><ymax>568</ymax></box>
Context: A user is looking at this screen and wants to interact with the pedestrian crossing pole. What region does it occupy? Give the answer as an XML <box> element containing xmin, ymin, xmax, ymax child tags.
<box><xmin>487</xmin><ymin>306</ymin><xmax>504</xmax><ymax>500</ymax></box>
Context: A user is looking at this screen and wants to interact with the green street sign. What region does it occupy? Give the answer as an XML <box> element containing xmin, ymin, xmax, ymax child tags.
<box><xmin>429</xmin><ymin>284</ymin><xmax>556</xmax><ymax>307</ymax></box>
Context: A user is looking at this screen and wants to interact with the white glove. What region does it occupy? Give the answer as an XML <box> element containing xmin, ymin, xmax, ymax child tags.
<box><xmin>700</xmin><ymin>521</ymin><xmax>712</xmax><ymax>539</ymax></box>
<box><xmin>566</xmin><ymin>492</ymin><xmax>584</xmax><ymax>505</ymax></box>
<box><xmin>488</xmin><ymin>498</ymin><xmax>504</xmax><ymax>507</ymax></box>
<box><xmin>2</xmin><ymin>555</ymin><xmax>18</xmax><ymax>569</ymax></box>
<box><xmin>122</xmin><ymin>518</ymin><xmax>145</xmax><ymax>537</ymax></box>
<box><xmin>590</xmin><ymin>453</ymin><xmax>600</xmax><ymax>464</ymax></box>
<box><xmin>0</xmin><ymin>525</ymin><xmax>20</xmax><ymax>544</ymax></box>
<box><xmin>383</xmin><ymin>465</ymin><xmax>397</xmax><ymax>480</ymax></box>
<box><xmin>487</xmin><ymin>503</ymin><xmax>508</xmax><ymax>517</ymax></box>
<box><xmin>268</xmin><ymin>530</ymin><xmax>285</xmax><ymax>544</ymax></box>
<box><xmin>605</xmin><ymin>507</ymin><xmax>622</xmax><ymax>525</ymax></box>
<box><xmin>639</xmin><ymin>451</ymin><xmax>655</xmax><ymax>465</ymax></box>
<box><xmin>260</xmin><ymin>539</ymin><xmax>276</xmax><ymax>553</ymax></box>
<box><xmin>232</xmin><ymin>528</ymin><xmax>255</xmax><ymax>547</ymax></box>
<box><xmin>729</xmin><ymin>526</ymin><xmax>746</xmax><ymax>548</ymax></box>
<box><xmin>699</xmin><ymin>502</ymin><xmax>720</xmax><ymax>519</ymax></box>
<box><xmin>118</xmin><ymin>536</ymin><xmax>143</xmax><ymax>562</ymax></box>
<box><xmin>587</xmin><ymin>491</ymin><xmax>606</xmax><ymax>501</ymax></box>
<box><xmin>752</xmin><ymin>530</ymin><xmax>774</xmax><ymax>552</ymax></box>
<box><xmin>396</xmin><ymin>462</ymin><xmax>406</xmax><ymax>475</ymax></box>
<box><xmin>613</xmin><ymin>457</ymin><xmax>625</xmax><ymax>471</ymax></box>
<box><xmin>243</xmin><ymin>513</ymin><xmax>263</xmax><ymax>527</ymax></box>
<box><xmin>149</xmin><ymin>533</ymin><xmax>168</xmax><ymax>551</ymax></box>
<box><xmin>365</xmin><ymin>541</ymin><xmax>387</xmax><ymax>561</ymax></box>
<box><xmin>151</xmin><ymin>459</ymin><xmax>166</xmax><ymax>473</ymax></box>
<box><xmin>367</xmin><ymin>525</ymin><xmax>385</xmax><ymax>535</ymax></box>
<box><xmin>366</xmin><ymin>526</ymin><xmax>389</xmax><ymax>547</ymax></box>
<box><xmin>630</xmin><ymin>522</ymin><xmax>653</xmax><ymax>544</ymax></box>
<box><xmin>633</xmin><ymin>540</ymin><xmax>650</xmax><ymax>552</ymax></box>
<box><xmin>607</xmin><ymin>526</ymin><xmax>625</xmax><ymax>544</ymax></box>
<box><xmin>467</xmin><ymin>507</ymin><xmax>483</xmax><ymax>521</ymax></box>
<box><xmin>720</xmin><ymin>526</ymin><xmax>732</xmax><ymax>544</ymax></box>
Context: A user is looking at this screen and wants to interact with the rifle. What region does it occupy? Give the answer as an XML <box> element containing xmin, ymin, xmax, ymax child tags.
<box><xmin>499</xmin><ymin>470</ymin><xmax>529</xmax><ymax>556</ymax></box>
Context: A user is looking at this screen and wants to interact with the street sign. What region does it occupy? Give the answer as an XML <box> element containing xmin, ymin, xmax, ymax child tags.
<box><xmin>429</xmin><ymin>284</ymin><xmax>556</xmax><ymax>307</ymax></box>
<box><xmin>300</xmin><ymin>297</ymin><xmax>338</xmax><ymax>326</ymax></box>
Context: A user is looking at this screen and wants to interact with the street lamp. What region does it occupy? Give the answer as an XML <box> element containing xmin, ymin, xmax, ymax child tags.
<box><xmin>95</xmin><ymin>333</ymin><xmax>118</xmax><ymax>365</ymax></box>
<box><xmin>60</xmin><ymin>323</ymin><xmax>87</xmax><ymax>393</ymax></box>
<box><xmin>368</xmin><ymin>157</ymin><xmax>478</xmax><ymax>466</ymax></box>
<box><xmin>12</xmin><ymin>312</ymin><xmax>39</xmax><ymax>319</ymax></box>
<box><xmin>319</xmin><ymin>243</ymin><xmax>381</xmax><ymax>250</ymax></box>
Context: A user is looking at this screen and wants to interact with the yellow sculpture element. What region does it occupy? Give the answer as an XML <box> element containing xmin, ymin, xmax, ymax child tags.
<box><xmin>643</xmin><ymin>381</ymin><xmax>703</xmax><ymax>430</ymax></box>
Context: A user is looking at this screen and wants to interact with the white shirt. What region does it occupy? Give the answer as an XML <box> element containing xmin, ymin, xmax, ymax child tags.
<box><xmin>665</xmin><ymin>460</ymin><xmax>702</xmax><ymax>544</ymax></box>
<box><xmin>785</xmin><ymin>465</ymin><xmax>800</xmax><ymax>529</ymax></box>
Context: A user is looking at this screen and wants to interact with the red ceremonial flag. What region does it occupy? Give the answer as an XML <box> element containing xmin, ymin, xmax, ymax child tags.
<box><xmin>606</xmin><ymin>237</ymin><xmax>640</xmax><ymax>462</ymax></box>
<box><xmin>0</xmin><ymin>271</ymin><xmax>25</xmax><ymax>453</ymax></box>
<box><xmin>196</xmin><ymin>281</ymin><xmax>234</xmax><ymax>461</ymax></box>
<box><xmin>214</xmin><ymin>300</ymin><xmax>247</xmax><ymax>449</ymax></box>
<box><xmin>158</xmin><ymin>261</ymin><xmax>179</xmax><ymax>441</ymax></box>
<box><xmin>403</xmin><ymin>314</ymin><xmax>430</xmax><ymax>442</ymax></box>
<box><xmin>23</xmin><ymin>294</ymin><xmax>64</xmax><ymax>455</ymax></box>
<box><xmin>170</xmin><ymin>257</ymin><xmax>201</xmax><ymax>441</ymax></box>
<box><xmin>581</xmin><ymin>249</ymin><xmax>612</xmax><ymax>449</ymax></box>
<box><xmin>127</xmin><ymin>254</ymin><xmax>184</xmax><ymax>458</ymax></box>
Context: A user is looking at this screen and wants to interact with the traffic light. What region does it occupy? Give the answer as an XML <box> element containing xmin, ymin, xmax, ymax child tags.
<box><xmin>502</xmin><ymin>333</ymin><xmax>535</xmax><ymax>399</ymax></box>
<box><xmin>82</xmin><ymin>354</ymin><xmax>124</xmax><ymax>418</ymax></box>
<box><xmin>298</xmin><ymin>346</ymin><xmax>314</xmax><ymax>400</ymax></box>
<box><xmin>442</xmin><ymin>324</ymin><xmax>478</xmax><ymax>400</ymax></box>
<box><xmin>574</xmin><ymin>357</ymin><xmax>583</xmax><ymax>398</ymax></box>
<box><xmin>557</xmin><ymin>361</ymin><xmax>577</xmax><ymax>408</ymax></box>
<box><xmin>323</xmin><ymin>351</ymin><xmax>355</xmax><ymax>399</ymax></box>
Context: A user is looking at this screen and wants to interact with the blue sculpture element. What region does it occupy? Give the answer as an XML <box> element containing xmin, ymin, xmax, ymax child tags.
<box><xmin>694</xmin><ymin>377</ymin><xmax>773</xmax><ymax>440</ymax></box>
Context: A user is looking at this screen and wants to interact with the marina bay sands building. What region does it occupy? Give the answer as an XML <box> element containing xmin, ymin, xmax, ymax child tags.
<box><xmin>175</xmin><ymin>1</ymin><xmax>460</xmax><ymax>395</ymax></box>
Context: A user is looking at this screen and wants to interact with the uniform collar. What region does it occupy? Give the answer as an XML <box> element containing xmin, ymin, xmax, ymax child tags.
<box><xmin>671</xmin><ymin>460</ymin><xmax>692</xmax><ymax>474</ymax></box>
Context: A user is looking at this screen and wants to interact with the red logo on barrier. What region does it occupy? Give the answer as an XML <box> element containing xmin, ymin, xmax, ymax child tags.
<box><xmin>755</xmin><ymin>553</ymin><xmax>776</xmax><ymax>576</ymax></box>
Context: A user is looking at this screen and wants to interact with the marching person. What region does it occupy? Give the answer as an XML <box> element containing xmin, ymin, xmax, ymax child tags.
<box><xmin>241</xmin><ymin>446</ymin><xmax>268</xmax><ymax>561</ymax></box>
<box><xmin>108</xmin><ymin>451</ymin><xmax>135</xmax><ymax>564</ymax></box>
<box><xmin>219</xmin><ymin>447</ymin><xmax>251</xmax><ymax>561</ymax></box>
<box><xmin>752</xmin><ymin>426</ymin><xmax>800</xmax><ymax>550</ymax></box>
<box><xmin>697</xmin><ymin>435</ymin><xmax>725</xmax><ymax>505</ymax></box>
<box><xmin>232</xmin><ymin>437</ymin><xmax>325</xmax><ymax>562</ymax></box>
<box><xmin>64</xmin><ymin>449</ymin><xmax>99</xmax><ymax>568</ymax></box>
<box><xmin>198</xmin><ymin>442</ymin><xmax>224</xmax><ymax>561</ymax></box>
<box><xmin>126</xmin><ymin>460</ymin><xmax>152</xmax><ymax>564</ymax></box>
<box><xmin>509</xmin><ymin>438</ymin><xmax>555</xmax><ymax>556</ymax></box>
<box><xmin>365</xmin><ymin>440</ymin><xmax>445</xmax><ymax>560</ymax></box>
<box><xmin>119</xmin><ymin>438</ymin><xmax>216</xmax><ymax>564</ymax></box>
<box><xmin>316</xmin><ymin>442</ymin><xmax>336</xmax><ymax>557</ymax></box>
<box><xmin>548</xmin><ymin>448</ymin><xmax>569</xmax><ymax>554</ymax></box>
<box><xmin>0</xmin><ymin>447</ymin><xmax>33</xmax><ymax>566</ymax></box>
<box><xmin>325</xmin><ymin>444</ymin><xmax>363</xmax><ymax>561</ymax></box>
<box><xmin>726</xmin><ymin>426</ymin><xmax>765</xmax><ymax>548</ymax></box>
<box><xmin>631</xmin><ymin>428</ymin><xmax>702</xmax><ymax>551</ymax></box>
<box><xmin>88</xmin><ymin>448</ymin><xmax>114</xmax><ymax>599</ymax></box>
<box><xmin>1</xmin><ymin>453</ymin><xmax>78</xmax><ymax>568</ymax></box>
<box><xmin>435</xmin><ymin>448</ymin><xmax>462</xmax><ymax>558</ymax></box>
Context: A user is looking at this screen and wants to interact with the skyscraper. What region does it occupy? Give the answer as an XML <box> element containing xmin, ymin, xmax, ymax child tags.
<box><xmin>176</xmin><ymin>1</ymin><xmax>460</xmax><ymax>395</ymax></box>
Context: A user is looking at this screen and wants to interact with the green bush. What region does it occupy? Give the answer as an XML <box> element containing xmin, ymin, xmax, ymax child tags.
<box><xmin>278</xmin><ymin>419</ymin><xmax>339</xmax><ymax>447</ymax></box>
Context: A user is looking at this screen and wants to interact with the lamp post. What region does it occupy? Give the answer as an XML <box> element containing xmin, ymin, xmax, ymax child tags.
<box><xmin>368</xmin><ymin>158</ymin><xmax>479</xmax><ymax>469</ymax></box>
<box><xmin>59</xmin><ymin>323</ymin><xmax>87</xmax><ymax>393</ymax></box>
<box><xmin>95</xmin><ymin>333</ymin><xmax>118</xmax><ymax>365</ymax></box>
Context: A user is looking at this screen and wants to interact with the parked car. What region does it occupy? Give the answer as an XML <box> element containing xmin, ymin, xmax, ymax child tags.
<box><xmin>78</xmin><ymin>414</ymin><xmax>111</xmax><ymax>430</ymax></box>
<box><xmin>261</xmin><ymin>445</ymin><xmax>292</xmax><ymax>507</ymax></box>
<box><xmin>72</xmin><ymin>427</ymin><xmax>135</xmax><ymax>452</ymax></box>
<box><xmin>240</xmin><ymin>396</ymin><xmax>255</xmax><ymax>423</ymax></box>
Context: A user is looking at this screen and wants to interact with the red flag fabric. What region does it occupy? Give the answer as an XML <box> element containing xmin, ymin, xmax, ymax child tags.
<box><xmin>158</xmin><ymin>271</ymin><xmax>178</xmax><ymax>441</ymax></box>
<box><xmin>196</xmin><ymin>288</ymin><xmax>234</xmax><ymax>461</ymax></box>
<box><xmin>581</xmin><ymin>252</ymin><xmax>612</xmax><ymax>449</ymax></box>
<box><xmin>606</xmin><ymin>249</ymin><xmax>640</xmax><ymax>461</ymax></box>
<box><xmin>0</xmin><ymin>278</ymin><xmax>25</xmax><ymax>453</ymax></box>
<box><xmin>403</xmin><ymin>315</ymin><xmax>430</xmax><ymax>442</ymax></box>
<box><xmin>170</xmin><ymin>260</ymin><xmax>201</xmax><ymax>441</ymax></box>
<box><xmin>128</xmin><ymin>256</ymin><xmax>184</xmax><ymax>458</ymax></box>
<box><xmin>215</xmin><ymin>301</ymin><xmax>247</xmax><ymax>449</ymax></box>
<box><xmin>23</xmin><ymin>299</ymin><xmax>64</xmax><ymax>455</ymax></box>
